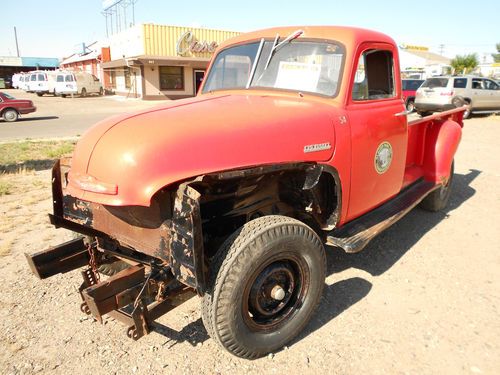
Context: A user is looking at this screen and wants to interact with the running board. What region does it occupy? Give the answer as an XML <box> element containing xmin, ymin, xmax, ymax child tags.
<box><xmin>327</xmin><ymin>180</ymin><xmax>437</xmax><ymax>253</ymax></box>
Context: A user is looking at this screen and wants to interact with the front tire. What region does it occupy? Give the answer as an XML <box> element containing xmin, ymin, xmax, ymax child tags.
<box><xmin>420</xmin><ymin>162</ymin><xmax>454</xmax><ymax>212</ymax></box>
<box><xmin>202</xmin><ymin>215</ymin><xmax>326</xmax><ymax>359</ymax></box>
<box><xmin>3</xmin><ymin>109</ymin><xmax>19</xmax><ymax>122</ymax></box>
<box><xmin>81</xmin><ymin>88</ymin><xmax>87</xmax><ymax>97</ymax></box>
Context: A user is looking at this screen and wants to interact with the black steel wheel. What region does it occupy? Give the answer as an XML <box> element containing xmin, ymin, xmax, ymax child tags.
<box><xmin>202</xmin><ymin>215</ymin><xmax>326</xmax><ymax>359</ymax></box>
<box><xmin>420</xmin><ymin>161</ymin><xmax>454</xmax><ymax>212</ymax></box>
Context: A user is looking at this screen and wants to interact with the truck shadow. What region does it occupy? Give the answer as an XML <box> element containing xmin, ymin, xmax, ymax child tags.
<box><xmin>293</xmin><ymin>169</ymin><xmax>480</xmax><ymax>345</ymax></box>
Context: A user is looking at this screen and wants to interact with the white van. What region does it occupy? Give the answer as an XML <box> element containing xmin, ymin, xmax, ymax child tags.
<box><xmin>26</xmin><ymin>71</ymin><xmax>57</xmax><ymax>96</ymax></box>
<box><xmin>54</xmin><ymin>71</ymin><xmax>103</xmax><ymax>97</ymax></box>
<box><xmin>18</xmin><ymin>73</ymin><xmax>30</xmax><ymax>91</ymax></box>
<box><xmin>12</xmin><ymin>73</ymin><xmax>21</xmax><ymax>89</ymax></box>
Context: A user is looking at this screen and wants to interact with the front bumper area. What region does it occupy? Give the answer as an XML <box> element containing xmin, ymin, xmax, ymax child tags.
<box><xmin>49</xmin><ymin>158</ymin><xmax>206</xmax><ymax>293</ymax></box>
<box><xmin>25</xmin><ymin>159</ymin><xmax>205</xmax><ymax>340</ymax></box>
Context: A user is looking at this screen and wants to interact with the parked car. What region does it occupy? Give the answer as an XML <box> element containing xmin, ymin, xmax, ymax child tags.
<box><xmin>415</xmin><ymin>75</ymin><xmax>500</xmax><ymax>118</ymax></box>
<box><xmin>25</xmin><ymin>71</ymin><xmax>57</xmax><ymax>96</ymax></box>
<box><xmin>27</xmin><ymin>26</ymin><xmax>465</xmax><ymax>359</ymax></box>
<box><xmin>402</xmin><ymin>79</ymin><xmax>424</xmax><ymax>112</ymax></box>
<box><xmin>54</xmin><ymin>71</ymin><xmax>103</xmax><ymax>97</ymax></box>
<box><xmin>0</xmin><ymin>91</ymin><xmax>36</xmax><ymax>122</ymax></box>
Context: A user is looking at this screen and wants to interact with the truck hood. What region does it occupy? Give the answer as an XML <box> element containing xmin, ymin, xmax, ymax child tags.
<box><xmin>68</xmin><ymin>94</ymin><xmax>338</xmax><ymax>206</ymax></box>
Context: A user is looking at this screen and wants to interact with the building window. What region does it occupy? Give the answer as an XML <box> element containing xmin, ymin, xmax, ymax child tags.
<box><xmin>124</xmin><ymin>68</ymin><xmax>131</xmax><ymax>89</ymax></box>
<box><xmin>159</xmin><ymin>66</ymin><xmax>184</xmax><ymax>90</ymax></box>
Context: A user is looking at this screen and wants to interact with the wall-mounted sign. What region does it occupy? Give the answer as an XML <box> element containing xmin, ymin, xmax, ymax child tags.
<box><xmin>399</xmin><ymin>44</ymin><xmax>429</xmax><ymax>51</ymax></box>
<box><xmin>176</xmin><ymin>31</ymin><xmax>218</xmax><ymax>56</ymax></box>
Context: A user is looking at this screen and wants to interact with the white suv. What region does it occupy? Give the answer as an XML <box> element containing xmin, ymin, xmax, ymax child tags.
<box><xmin>415</xmin><ymin>75</ymin><xmax>500</xmax><ymax>118</ymax></box>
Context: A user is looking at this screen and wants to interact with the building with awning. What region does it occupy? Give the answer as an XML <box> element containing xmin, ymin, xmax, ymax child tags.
<box><xmin>398</xmin><ymin>44</ymin><xmax>451</xmax><ymax>79</ymax></box>
<box><xmin>0</xmin><ymin>56</ymin><xmax>59</xmax><ymax>86</ymax></box>
<box><xmin>101</xmin><ymin>24</ymin><xmax>240</xmax><ymax>99</ymax></box>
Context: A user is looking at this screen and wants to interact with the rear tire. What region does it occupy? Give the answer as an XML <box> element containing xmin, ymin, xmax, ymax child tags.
<box><xmin>99</xmin><ymin>87</ymin><xmax>104</xmax><ymax>96</ymax></box>
<box><xmin>452</xmin><ymin>97</ymin><xmax>471</xmax><ymax>119</ymax></box>
<box><xmin>420</xmin><ymin>162</ymin><xmax>454</xmax><ymax>212</ymax></box>
<box><xmin>202</xmin><ymin>215</ymin><xmax>326</xmax><ymax>359</ymax></box>
<box><xmin>2</xmin><ymin>109</ymin><xmax>18</xmax><ymax>122</ymax></box>
<box><xmin>406</xmin><ymin>99</ymin><xmax>415</xmax><ymax>112</ymax></box>
<box><xmin>36</xmin><ymin>92</ymin><xmax>43</xmax><ymax>97</ymax></box>
<box><xmin>81</xmin><ymin>88</ymin><xmax>87</xmax><ymax>97</ymax></box>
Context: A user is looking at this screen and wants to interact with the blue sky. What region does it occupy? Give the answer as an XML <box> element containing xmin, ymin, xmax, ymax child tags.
<box><xmin>1</xmin><ymin>0</ymin><xmax>499</xmax><ymax>61</ymax></box>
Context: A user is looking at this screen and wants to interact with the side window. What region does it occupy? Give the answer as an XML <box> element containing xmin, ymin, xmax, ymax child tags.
<box><xmin>352</xmin><ymin>49</ymin><xmax>395</xmax><ymax>100</ymax></box>
<box><xmin>483</xmin><ymin>79</ymin><xmax>499</xmax><ymax>90</ymax></box>
<box><xmin>472</xmin><ymin>79</ymin><xmax>483</xmax><ymax>89</ymax></box>
<box><xmin>453</xmin><ymin>78</ymin><xmax>467</xmax><ymax>88</ymax></box>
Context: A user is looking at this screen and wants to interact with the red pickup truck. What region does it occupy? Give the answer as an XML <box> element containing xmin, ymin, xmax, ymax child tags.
<box><xmin>27</xmin><ymin>26</ymin><xmax>464</xmax><ymax>359</ymax></box>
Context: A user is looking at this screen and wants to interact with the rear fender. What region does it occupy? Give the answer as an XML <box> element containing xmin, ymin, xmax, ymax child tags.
<box><xmin>423</xmin><ymin>119</ymin><xmax>462</xmax><ymax>184</ymax></box>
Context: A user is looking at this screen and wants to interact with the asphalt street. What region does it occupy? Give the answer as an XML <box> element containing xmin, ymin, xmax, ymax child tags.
<box><xmin>0</xmin><ymin>90</ymin><xmax>159</xmax><ymax>141</ymax></box>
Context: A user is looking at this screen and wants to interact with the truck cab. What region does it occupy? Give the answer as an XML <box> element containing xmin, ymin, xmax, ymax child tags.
<box><xmin>26</xmin><ymin>26</ymin><xmax>464</xmax><ymax>359</ymax></box>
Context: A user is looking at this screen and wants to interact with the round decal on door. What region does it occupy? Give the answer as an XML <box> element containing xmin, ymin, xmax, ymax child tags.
<box><xmin>374</xmin><ymin>142</ymin><xmax>393</xmax><ymax>174</ymax></box>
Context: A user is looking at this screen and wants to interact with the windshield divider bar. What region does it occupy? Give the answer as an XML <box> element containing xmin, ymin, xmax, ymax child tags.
<box><xmin>263</xmin><ymin>34</ymin><xmax>280</xmax><ymax>72</ymax></box>
<box><xmin>246</xmin><ymin>38</ymin><xmax>265</xmax><ymax>89</ymax></box>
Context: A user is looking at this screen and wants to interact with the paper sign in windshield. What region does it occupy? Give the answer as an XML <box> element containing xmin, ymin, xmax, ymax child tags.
<box><xmin>275</xmin><ymin>61</ymin><xmax>321</xmax><ymax>92</ymax></box>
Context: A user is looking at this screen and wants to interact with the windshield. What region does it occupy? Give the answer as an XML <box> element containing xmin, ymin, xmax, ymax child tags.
<box><xmin>421</xmin><ymin>78</ymin><xmax>449</xmax><ymax>89</ymax></box>
<box><xmin>402</xmin><ymin>79</ymin><xmax>424</xmax><ymax>91</ymax></box>
<box><xmin>202</xmin><ymin>40</ymin><xmax>345</xmax><ymax>97</ymax></box>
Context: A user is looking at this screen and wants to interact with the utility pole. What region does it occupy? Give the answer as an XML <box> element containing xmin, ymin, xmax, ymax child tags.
<box><xmin>14</xmin><ymin>27</ymin><xmax>20</xmax><ymax>57</ymax></box>
<box><xmin>438</xmin><ymin>44</ymin><xmax>445</xmax><ymax>56</ymax></box>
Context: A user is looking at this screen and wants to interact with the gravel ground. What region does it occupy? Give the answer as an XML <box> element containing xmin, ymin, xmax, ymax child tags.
<box><xmin>0</xmin><ymin>116</ymin><xmax>499</xmax><ymax>375</ymax></box>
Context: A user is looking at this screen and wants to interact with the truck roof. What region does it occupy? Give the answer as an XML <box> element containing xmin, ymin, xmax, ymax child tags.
<box><xmin>218</xmin><ymin>25</ymin><xmax>396</xmax><ymax>50</ymax></box>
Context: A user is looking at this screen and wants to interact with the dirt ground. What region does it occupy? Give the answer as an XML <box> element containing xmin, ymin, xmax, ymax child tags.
<box><xmin>0</xmin><ymin>116</ymin><xmax>499</xmax><ymax>375</ymax></box>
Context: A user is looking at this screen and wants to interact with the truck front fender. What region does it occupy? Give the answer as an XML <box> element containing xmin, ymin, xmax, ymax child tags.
<box><xmin>423</xmin><ymin>119</ymin><xmax>462</xmax><ymax>184</ymax></box>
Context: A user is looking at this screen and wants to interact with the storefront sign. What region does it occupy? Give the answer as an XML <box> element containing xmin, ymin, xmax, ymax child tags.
<box><xmin>176</xmin><ymin>31</ymin><xmax>218</xmax><ymax>56</ymax></box>
<box><xmin>399</xmin><ymin>44</ymin><xmax>429</xmax><ymax>51</ymax></box>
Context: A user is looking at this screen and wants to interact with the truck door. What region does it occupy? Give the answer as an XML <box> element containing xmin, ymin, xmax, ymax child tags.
<box><xmin>346</xmin><ymin>43</ymin><xmax>408</xmax><ymax>220</ymax></box>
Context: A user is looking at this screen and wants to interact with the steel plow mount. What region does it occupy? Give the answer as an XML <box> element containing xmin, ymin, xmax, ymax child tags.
<box><xmin>25</xmin><ymin>238</ymin><xmax>196</xmax><ymax>340</ymax></box>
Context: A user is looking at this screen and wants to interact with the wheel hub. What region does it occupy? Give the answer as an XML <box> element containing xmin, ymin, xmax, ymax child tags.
<box><xmin>247</xmin><ymin>260</ymin><xmax>301</xmax><ymax>324</ymax></box>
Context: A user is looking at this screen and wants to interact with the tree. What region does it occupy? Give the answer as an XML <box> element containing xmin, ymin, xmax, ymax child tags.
<box><xmin>450</xmin><ymin>54</ymin><xmax>479</xmax><ymax>75</ymax></box>
<box><xmin>492</xmin><ymin>43</ymin><xmax>500</xmax><ymax>63</ymax></box>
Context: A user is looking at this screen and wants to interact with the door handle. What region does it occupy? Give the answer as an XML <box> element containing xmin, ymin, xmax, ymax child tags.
<box><xmin>394</xmin><ymin>110</ymin><xmax>411</xmax><ymax>117</ymax></box>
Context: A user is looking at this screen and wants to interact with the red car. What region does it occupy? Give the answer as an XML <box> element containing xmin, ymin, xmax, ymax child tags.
<box><xmin>402</xmin><ymin>79</ymin><xmax>424</xmax><ymax>112</ymax></box>
<box><xmin>0</xmin><ymin>91</ymin><xmax>36</xmax><ymax>122</ymax></box>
